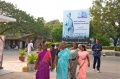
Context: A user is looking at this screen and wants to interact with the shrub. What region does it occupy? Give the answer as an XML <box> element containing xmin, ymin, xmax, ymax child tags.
<box><xmin>27</xmin><ymin>53</ymin><xmax>38</xmax><ymax>64</ymax></box>
<box><xmin>66</xmin><ymin>44</ymin><xmax>72</xmax><ymax>48</ymax></box>
<box><xmin>45</xmin><ymin>42</ymin><xmax>54</xmax><ymax>48</ymax></box>
<box><xmin>114</xmin><ymin>47</ymin><xmax>120</xmax><ymax>51</ymax></box>
<box><xmin>19</xmin><ymin>49</ymin><xmax>26</xmax><ymax>57</ymax></box>
<box><xmin>102</xmin><ymin>46</ymin><xmax>115</xmax><ymax>50</ymax></box>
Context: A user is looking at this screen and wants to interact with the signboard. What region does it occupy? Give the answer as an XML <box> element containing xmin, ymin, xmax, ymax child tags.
<box><xmin>0</xmin><ymin>35</ymin><xmax>5</xmax><ymax>69</ymax></box>
<box><xmin>62</xmin><ymin>9</ymin><xmax>90</xmax><ymax>44</ymax></box>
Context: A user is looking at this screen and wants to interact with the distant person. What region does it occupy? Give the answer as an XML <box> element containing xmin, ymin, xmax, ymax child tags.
<box><xmin>35</xmin><ymin>44</ymin><xmax>52</xmax><ymax>79</ymax></box>
<box><xmin>50</xmin><ymin>44</ymin><xmax>56</xmax><ymax>69</ymax></box>
<box><xmin>54</xmin><ymin>43</ymin><xmax>59</xmax><ymax>50</ymax></box>
<box><xmin>27</xmin><ymin>40</ymin><xmax>34</xmax><ymax>55</ymax></box>
<box><xmin>77</xmin><ymin>44</ymin><xmax>90</xmax><ymax>79</ymax></box>
<box><xmin>36</xmin><ymin>44</ymin><xmax>42</xmax><ymax>53</ymax></box>
<box><xmin>63</xmin><ymin>12</ymin><xmax>74</xmax><ymax>38</ymax></box>
<box><xmin>38</xmin><ymin>43</ymin><xmax>42</xmax><ymax>51</ymax></box>
<box><xmin>69</xmin><ymin>42</ymin><xmax>79</xmax><ymax>79</ymax></box>
<box><xmin>7</xmin><ymin>44</ymin><xmax>11</xmax><ymax>50</ymax></box>
<box><xmin>92</xmin><ymin>39</ymin><xmax>102</xmax><ymax>73</ymax></box>
<box><xmin>53</xmin><ymin>43</ymin><xmax>61</xmax><ymax>68</ymax></box>
<box><xmin>12</xmin><ymin>42</ymin><xmax>16</xmax><ymax>49</ymax></box>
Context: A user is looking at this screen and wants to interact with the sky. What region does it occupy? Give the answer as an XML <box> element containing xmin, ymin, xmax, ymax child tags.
<box><xmin>3</xmin><ymin>0</ymin><xmax>93</xmax><ymax>22</ymax></box>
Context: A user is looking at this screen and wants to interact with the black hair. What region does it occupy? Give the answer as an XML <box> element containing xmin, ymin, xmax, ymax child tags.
<box><xmin>73</xmin><ymin>42</ymin><xmax>78</xmax><ymax>48</ymax></box>
<box><xmin>51</xmin><ymin>44</ymin><xmax>55</xmax><ymax>47</ymax></box>
<box><xmin>39</xmin><ymin>43</ymin><xmax>42</xmax><ymax>46</ymax></box>
<box><xmin>81</xmin><ymin>45</ymin><xmax>86</xmax><ymax>51</ymax></box>
<box><xmin>44</xmin><ymin>43</ymin><xmax>48</xmax><ymax>47</ymax></box>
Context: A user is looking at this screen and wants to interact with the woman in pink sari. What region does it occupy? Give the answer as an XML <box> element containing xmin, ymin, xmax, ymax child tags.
<box><xmin>35</xmin><ymin>44</ymin><xmax>52</xmax><ymax>79</ymax></box>
<box><xmin>77</xmin><ymin>44</ymin><xmax>90</xmax><ymax>79</ymax></box>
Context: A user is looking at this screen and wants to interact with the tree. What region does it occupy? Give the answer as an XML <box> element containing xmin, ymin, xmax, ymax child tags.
<box><xmin>50</xmin><ymin>24</ymin><xmax>62</xmax><ymax>42</ymax></box>
<box><xmin>45</xmin><ymin>20</ymin><xmax>61</xmax><ymax>38</ymax></box>
<box><xmin>0</xmin><ymin>0</ymin><xmax>49</xmax><ymax>40</ymax></box>
<box><xmin>32</xmin><ymin>17</ymin><xmax>49</xmax><ymax>43</ymax></box>
<box><xmin>94</xmin><ymin>33</ymin><xmax>110</xmax><ymax>46</ymax></box>
<box><xmin>0</xmin><ymin>0</ymin><xmax>63</xmax><ymax>42</ymax></box>
<box><xmin>0</xmin><ymin>0</ymin><xmax>36</xmax><ymax>35</ymax></box>
<box><xmin>90</xmin><ymin>0</ymin><xmax>120</xmax><ymax>46</ymax></box>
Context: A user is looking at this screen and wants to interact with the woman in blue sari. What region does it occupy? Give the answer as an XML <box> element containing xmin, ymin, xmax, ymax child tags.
<box><xmin>55</xmin><ymin>41</ymin><xmax>72</xmax><ymax>79</ymax></box>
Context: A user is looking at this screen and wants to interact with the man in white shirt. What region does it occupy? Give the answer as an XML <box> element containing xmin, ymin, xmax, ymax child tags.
<box><xmin>27</xmin><ymin>40</ymin><xmax>34</xmax><ymax>55</ymax></box>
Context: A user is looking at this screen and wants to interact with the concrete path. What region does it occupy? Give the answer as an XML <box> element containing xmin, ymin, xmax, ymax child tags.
<box><xmin>0</xmin><ymin>50</ymin><xmax>120</xmax><ymax>79</ymax></box>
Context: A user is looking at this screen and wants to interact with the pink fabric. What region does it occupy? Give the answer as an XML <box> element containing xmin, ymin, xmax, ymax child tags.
<box><xmin>78</xmin><ymin>51</ymin><xmax>90</xmax><ymax>79</ymax></box>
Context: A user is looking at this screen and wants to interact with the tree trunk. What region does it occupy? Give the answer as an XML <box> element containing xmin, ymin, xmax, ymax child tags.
<box><xmin>113</xmin><ymin>38</ymin><xmax>118</xmax><ymax>46</ymax></box>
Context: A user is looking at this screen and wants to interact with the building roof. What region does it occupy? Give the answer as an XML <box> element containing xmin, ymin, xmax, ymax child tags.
<box><xmin>0</xmin><ymin>15</ymin><xmax>16</xmax><ymax>22</ymax></box>
<box><xmin>5</xmin><ymin>34</ymin><xmax>31</xmax><ymax>40</ymax></box>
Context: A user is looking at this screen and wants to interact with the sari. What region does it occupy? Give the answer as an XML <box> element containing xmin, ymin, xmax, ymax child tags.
<box><xmin>78</xmin><ymin>51</ymin><xmax>90</xmax><ymax>79</ymax></box>
<box><xmin>36</xmin><ymin>50</ymin><xmax>51</xmax><ymax>79</ymax></box>
<box><xmin>56</xmin><ymin>48</ymin><xmax>72</xmax><ymax>79</ymax></box>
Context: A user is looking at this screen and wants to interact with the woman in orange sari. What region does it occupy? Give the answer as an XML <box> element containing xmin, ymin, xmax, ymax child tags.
<box><xmin>77</xmin><ymin>44</ymin><xmax>90</xmax><ymax>79</ymax></box>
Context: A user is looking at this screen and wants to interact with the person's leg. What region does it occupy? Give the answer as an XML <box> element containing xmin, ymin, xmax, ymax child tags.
<box><xmin>93</xmin><ymin>56</ymin><xmax>97</xmax><ymax>69</ymax></box>
<box><xmin>72</xmin><ymin>60</ymin><xmax>77</xmax><ymax>79</ymax></box>
<box><xmin>27</xmin><ymin>49</ymin><xmax>31</xmax><ymax>55</ymax></box>
<box><xmin>97</xmin><ymin>56</ymin><xmax>101</xmax><ymax>71</ymax></box>
<box><xmin>70</xmin><ymin>61</ymin><xmax>74</xmax><ymax>79</ymax></box>
<box><xmin>78</xmin><ymin>64</ymin><xmax>87</xmax><ymax>79</ymax></box>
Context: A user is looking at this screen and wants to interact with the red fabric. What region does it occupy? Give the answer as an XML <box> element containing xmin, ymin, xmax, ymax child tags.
<box><xmin>44</xmin><ymin>51</ymin><xmax>51</xmax><ymax>60</ymax></box>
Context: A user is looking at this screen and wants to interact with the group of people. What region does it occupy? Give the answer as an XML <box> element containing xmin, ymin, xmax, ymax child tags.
<box><xmin>34</xmin><ymin>39</ymin><xmax>102</xmax><ymax>79</ymax></box>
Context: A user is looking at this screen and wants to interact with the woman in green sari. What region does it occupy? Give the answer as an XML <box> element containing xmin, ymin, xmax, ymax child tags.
<box><xmin>55</xmin><ymin>41</ymin><xmax>72</xmax><ymax>79</ymax></box>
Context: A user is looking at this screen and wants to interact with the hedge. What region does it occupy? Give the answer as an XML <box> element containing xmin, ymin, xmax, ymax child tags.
<box><xmin>45</xmin><ymin>42</ymin><xmax>120</xmax><ymax>51</ymax></box>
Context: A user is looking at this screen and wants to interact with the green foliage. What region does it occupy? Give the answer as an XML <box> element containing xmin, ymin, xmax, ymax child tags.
<box><xmin>27</xmin><ymin>53</ymin><xmax>38</xmax><ymax>64</ymax></box>
<box><xmin>50</xmin><ymin>24</ymin><xmax>62</xmax><ymax>42</ymax></box>
<box><xmin>94</xmin><ymin>33</ymin><xmax>110</xmax><ymax>46</ymax></box>
<box><xmin>102</xmin><ymin>46</ymin><xmax>115</xmax><ymax>50</ymax></box>
<box><xmin>45</xmin><ymin>20</ymin><xmax>61</xmax><ymax>38</ymax></box>
<box><xmin>98</xmin><ymin>46</ymin><xmax>120</xmax><ymax>51</ymax></box>
<box><xmin>45</xmin><ymin>41</ymin><xmax>55</xmax><ymax>48</ymax></box>
<box><xmin>66</xmin><ymin>44</ymin><xmax>72</xmax><ymax>48</ymax></box>
<box><xmin>0</xmin><ymin>0</ymin><xmax>35</xmax><ymax>34</ymax></box>
<box><xmin>114</xmin><ymin>47</ymin><xmax>120</xmax><ymax>51</ymax></box>
<box><xmin>90</xmin><ymin>0</ymin><xmax>120</xmax><ymax>46</ymax></box>
<box><xmin>0</xmin><ymin>1</ymin><xmax>49</xmax><ymax>39</ymax></box>
<box><xmin>19</xmin><ymin>49</ymin><xmax>26</xmax><ymax>57</ymax></box>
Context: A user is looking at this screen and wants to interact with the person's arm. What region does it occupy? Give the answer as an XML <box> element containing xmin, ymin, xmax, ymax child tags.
<box><xmin>53</xmin><ymin>50</ymin><xmax>60</xmax><ymax>68</ymax></box>
<box><xmin>50</xmin><ymin>58</ymin><xmax>52</xmax><ymax>67</ymax></box>
<box><xmin>69</xmin><ymin>59</ymin><xmax>72</xmax><ymax>71</ymax></box>
<box><xmin>97</xmin><ymin>44</ymin><xmax>102</xmax><ymax>51</ymax></box>
<box><xmin>35</xmin><ymin>51</ymin><xmax>41</xmax><ymax>70</ymax></box>
<box><xmin>92</xmin><ymin>44</ymin><xmax>97</xmax><ymax>51</ymax></box>
<box><xmin>35</xmin><ymin>52</ymin><xmax>40</xmax><ymax>70</ymax></box>
<box><xmin>77</xmin><ymin>54</ymin><xmax>80</xmax><ymax>65</ymax></box>
<box><xmin>99</xmin><ymin>44</ymin><xmax>102</xmax><ymax>51</ymax></box>
<box><xmin>31</xmin><ymin>43</ymin><xmax>34</xmax><ymax>49</ymax></box>
<box><xmin>53</xmin><ymin>55</ymin><xmax>58</xmax><ymax>69</ymax></box>
<box><xmin>35</xmin><ymin>58</ymin><xmax>39</xmax><ymax>70</ymax></box>
<box><xmin>87</xmin><ymin>54</ymin><xmax>90</xmax><ymax>67</ymax></box>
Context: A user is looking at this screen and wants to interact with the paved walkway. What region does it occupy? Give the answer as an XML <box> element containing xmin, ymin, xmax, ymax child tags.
<box><xmin>0</xmin><ymin>50</ymin><xmax>120</xmax><ymax>79</ymax></box>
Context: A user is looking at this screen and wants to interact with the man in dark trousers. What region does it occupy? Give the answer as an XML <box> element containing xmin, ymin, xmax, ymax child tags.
<box><xmin>92</xmin><ymin>39</ymin><xmax>102</xmax><ymax>73</ymax></box>
<box><xmin>50</xmin><ymin>44</ymin><xmax>56</xmax><ymax>69</ymax></box>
